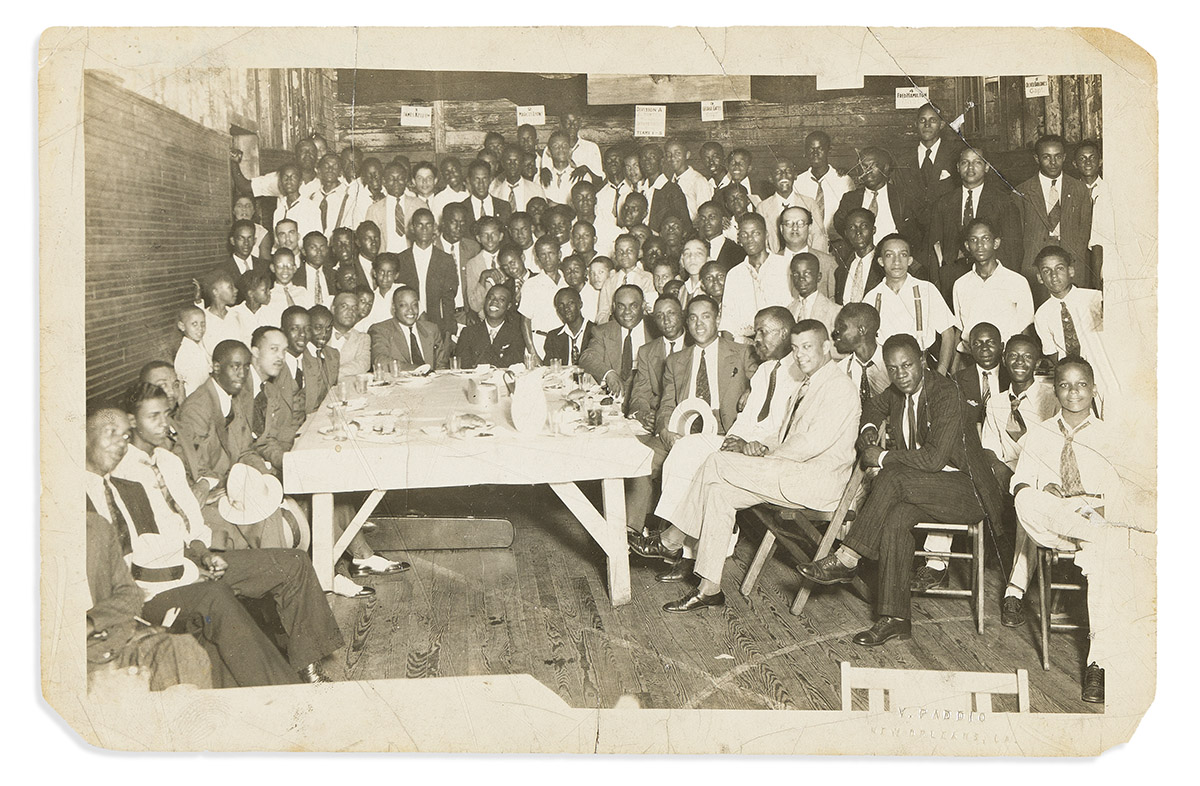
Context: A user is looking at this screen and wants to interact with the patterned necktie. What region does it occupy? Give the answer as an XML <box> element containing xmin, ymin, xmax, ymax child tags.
<box><xmin>851</xmin><ymin>258</ymin><xmax>865</xmax><ymax>303</ymax></box>
<box><xmin>1006</xmin><ymin>392</ymin><xmax>1028</xmax><ymax>443</ymax></box>
<box><xmin>981</xmin><ymin>370</ymin><xmax>991</xmax><ymax>410</ymax></box>
<box><xmin>284</xmin><ymin>286</ymin><xmax>295</xmax><ymax>307</ymax></box>
<box><xmin>1058</xmin><ymin>420</ymin><xmax>1090</xmax><ymax>496</ymax></box>
<box><xmin>314</xmin><ymin>270</ymin><xmax>323</xmax><ymax>305</ymax></box>
<box><xmin>780</xmin><ymin>377</ymin><xmax>810</xmax><ymax>441</ymax></box>
<box><xmin>1047</xmin><ymin>179</ymin><xmax>1061</xmax><ymax>235</ymax></box>
<box><xmin>409</xmin><ymin>327</ymin><xmax>424</xmax><ymax>365</ymax></box>
<box><xmin>963</xmin><ymin>188</ymin><xmax>974</xmax><ymax>227</ymax></box>
<box><xmin>756</xmin><ymin>362</ymin><xmax>778</xmax><ymax>422</ymax></box>
<box><xmin>253</xmin><ymin>381</ymin><xmax>268</xmax><ymax>438</ymax></box>
<box><xmin>905</xmin><ymin>394</ymin><xmax>919</xmax><ymax>449</ymax></box>
<box><xmin>1061</xmin><ymin>301</ymin><xmax>1082</xmax><ymax>356</ymax></box>
<box><xmin>146</xmin><ymin>454</ymin><xmax>185</xmax><ymax>520</ymax></box>
<box><xmin>620</xmin><ymin>332</ymin><xmax>633</xmax><ymax>383</ymax></box>
<box><xmin>394</xmin><ymin>199</ymin><xmax>406</xmax><ymax>237</ymax></box>
<box><xmin>812</xmin><ymin>176</ymin><xmax>824</xmax><ymax>219</ymax></box>
<box><xmin>509</xmin><ymin>183</ymin><xmax>519</xmax><ymax>212</ymax></box>
<box><xmin>695</xmin><ymin>349</ymin><xmax>711</xmax><ymax>404</ymax></box>
<box><xmin>867</xmin><ymin>190</ymin><xmax>879</xmax><ymax>216</ymax></box>
<box><xmin>859</xmin><ymin>360</ymin><xmax>873</xmax><ymax>405</ymax></box>
<box><xmin>103</xmin><ymin>479</ymin><xmax>132</xmax><ymax>555</ymax></box>
<box><xmin>921</xmin><ymin>147</ymin><xmax>934</xmax><ymax>182</ymax></box>
<box><xmin>570</xmin><ymin>333</ymin><xmax>581</xmax><ymax>365</ymax></box>
<box><xmin>293</xmin><ymin>360</ymin><xmax>304</xmax><ymax>394</ymax></box>
<box><xmin>320</xmin><ymin>194</ymin><xmax>329</xmax><ymax>232</ymax></box>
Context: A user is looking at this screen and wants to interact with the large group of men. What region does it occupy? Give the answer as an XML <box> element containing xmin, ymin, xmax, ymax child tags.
<box><xmin>86</xmin><ymin>102</ymin><xmax>1131</xmax><ymax>705</ymax></box>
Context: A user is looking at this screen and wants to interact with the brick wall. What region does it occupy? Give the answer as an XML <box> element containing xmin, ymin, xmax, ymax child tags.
<box><xmin>85</xmin><ymin>72</ymin><xmax>232</xmax><ymax>407</ymax></box>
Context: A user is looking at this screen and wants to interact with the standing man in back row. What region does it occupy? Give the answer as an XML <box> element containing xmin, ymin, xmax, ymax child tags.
<box><xmin>1016</xmin><ymin>134</ymin><xmax>1094</xmax><ymax>300</ymax></box>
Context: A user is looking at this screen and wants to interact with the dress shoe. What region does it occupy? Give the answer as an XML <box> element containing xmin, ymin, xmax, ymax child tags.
<box><xmin>852</xmin><ymin>616</ymin><xmax>912</xmax><ymax>647</ymax></box>
<box><xmin>350</xmin><ymin>556</ymin><xmax>411</xmax><ymax>577</ymax></box>
<box><xmin>797</xmin><ymin>553</ymin><xmax>858</xmax><ymax>585</ymax></box>
<box><xmin>298</xmin><ymin>662</ymin><xmax>332</xmax><ymax>684</ymax></box>
<box><xmin>328</xmin><ymin>574</ymin><xmax>376</xmax><ymax>599</ymax></box>
<box><xmin>663</xmin><ymin>588</ymin><xmax>725</xmax><ymax>613</ymax></box>
<box><xmin>628</xmin><ymin>531</ymin><xmax>683</xmax><ymax>564</ymax></box>
<box><xmin>1000</xmin><ymin>596</ymin><xmax>1025</xmax><ymax>628</ymax></box>
<box><xmin>911</xmin><ymin>565</ymin><xmax>948</xmax><ymax>592</ymax></box>
<box><xmin>655</xmin><ymin>558</ymin><xmax>697</xmax><ymax>583</ymax></box>
<box><xmin>1082</xmin><ymin>663</ymin><xmax>1105</xmax><ymax>704</ymax></box>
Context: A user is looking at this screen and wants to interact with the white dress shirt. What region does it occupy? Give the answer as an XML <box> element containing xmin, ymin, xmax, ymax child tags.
<box><xmin>1038</xmin><ymin>172</ymin><xmax>1063</xmax><ymax>236</ymax></box>
<box><xmin>674</xmin><ymin>167</ymin><xmax>715</xmax><ymax>220</ymax></box>
<box><xmin>837</xmin><ymin>345</ymin><xmax>889</xmax><ymax>398</ymax></box>
<box><xmin>793</xmin><ymin>166</ymin><xmax>854</xmax><ymax>239</ymax></box>
<box><xmin>952</xmin><ymin>263</ymin><xmax>1035</xmax><ymax>345</ymax></box>
<box><xmin>411</xmin><ymin>243</ymin><xmax>433</xmax><ymax>294</ymax></box>
<box><xmin>719</xmin><ymin>253</ymin><xmax>792</xmax><ymax>340</ymax></box>
<box><xmin>861</xmin><ymin>184</ymin><xmax>897</xmax><ymax>238</ymax></box>
<box><xmin>518</xmin><ymin>272</ymin><xmax>567</xmax><ymax>356</ymax></box>
<box><xmin>728</xmin><ymin>354</ymin><xmax>804</xmax><ymax>443</ymax></box>
<box><xmin>1033</xmin><ymin>286</ymin><xmax>1118</xmax><ymax>400</ymax></box>
<box><xmin>364</xmin><ymin>283</ymin><xmax>400</xmax><ymax>330</ymax></box>
<box><xmin>981</xmin><ymin>381</ymin><xmax>1059</xmax><ymax>469</ymax></box>
<box><xmin>200</xmin><ymin>307</ymin><xmax>244</xmax><ymax>360</ymax></box>
<box><xmin>842</xmin><ymin>252</ymin><xmax>875</xmax><ymax>305</ymax></box>
<box><xmin>174</xmin><ymin>338</ymin><xmax>211</xmax><ymax>398</ymax></box>
<box><xmin>865</xmin><ymin>275</ymin><xmax>955</xmax><ymax>350</ymax></box>
<box><xmin>686</xmin><ymin>341</ymin><xmax>722</xmax><ymax>407</ymax></box>
<box><xmin>113</xmin><ymin>443</ymin><xmax>212</xmax><ymax>548</ymax></box>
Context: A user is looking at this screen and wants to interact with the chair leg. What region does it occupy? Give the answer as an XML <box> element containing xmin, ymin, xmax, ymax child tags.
<box><xmin>974</xmin><ymin>521</ymin><xmax>985</xmax><ymax>634</ymax></box>
<box><xmin>1037</xmin><ymin>549</ymin><xmax>1051</xmax><ymax>671</ymax></box>
<box><xmin>741</xmin><ymin>530</ymin><xmax>777</xmax><ymax>597</ymax></box>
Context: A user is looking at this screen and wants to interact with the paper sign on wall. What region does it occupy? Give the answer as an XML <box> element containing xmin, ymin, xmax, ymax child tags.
<box><xmin>1024</xmin><ymin>75</ymin><xmax>1051</xmax><ymax>98</ymax></box>
<box><xmin>701</xmin><ymin>100</ymin><xmax>724</xmax><ymax>122</ymax></box>
<box><xmin>516</xmin><ymin>105</ymin><xmax>546</xmax><ymax>126</ymax></box>
<box><xmin>400</xmin><ymin>105</ymin><xmax>433</xmax><ymax>127</ymax></box>
<box><xmin>634</xmin><ymin>104</ymin><xmax>667</xmax><ymax>137</ymax></box>
<box><xmin>895</xmin><ymin>86</ymin><xmax>931</xmax><ymax>110</ymax></box>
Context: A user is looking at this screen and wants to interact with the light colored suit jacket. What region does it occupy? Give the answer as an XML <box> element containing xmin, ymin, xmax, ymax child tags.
<box><xmin>656</xmin><ymin>335</ymin><xmax>752</xmax><ymax>438</ymax></box>
<box><xmin>368</xmin><ymin>317</ymin><xmax>449</xmax><ymax>371</ymax></box>
<box><xmin>788</xmin><ymin>291</ymin><xmax>842</xmax><ymax>336</ymax></box>
<box><xmin>178</xmin><ymin>377</ymin><xmax>266</xmax><ymax>486</ymax></box>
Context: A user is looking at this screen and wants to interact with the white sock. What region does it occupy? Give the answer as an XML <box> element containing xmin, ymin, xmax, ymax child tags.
<box><xmin>834</xmin><ymin>547</ymin><xmax>859</xmax><ymax>568</ymax></box>
<box><xmin>1005</xmin><ymin>583</ymin><xmax>1024</xmax><ymax>600</ymax></box>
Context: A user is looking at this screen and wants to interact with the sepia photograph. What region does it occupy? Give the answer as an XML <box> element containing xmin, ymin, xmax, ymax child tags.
<box><xmin>36</xmin><ymin>22</ymin><xmax>1163</xmax><ymax>757</ymax></box>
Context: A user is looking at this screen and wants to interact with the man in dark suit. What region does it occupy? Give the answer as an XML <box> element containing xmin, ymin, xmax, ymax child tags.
<box><xmin>833</xmin><ymin>148</ymin><xmax>920</xmax><ymax>259</ymax></box>
<box><xmin>307</xmin><ymin>304</ymin><xmax>341</xmax><ymax>389</ymax></box>
<box><xmin>1015</xmin><ymin>134</ymin><xmax>1094</xmax><ymax>298</ymax></box>
<box><xmin>833</xmin><ymin>208</ymin><xmax>884</xmax><ymax>304</ymax></box>
<box><xmin>627</xmin><ymin>295</ymin><xmax>688</xmax><ymax>430</ymax></box>
<box><xmin>222</xmin><ymin>219</ymin><xmax>272</xmax><ymax>283</ymax></box>
<box><xmin>438</xmin><ymin>202</ymin><xmax>482</xmax><ymax>324</ymax></box>
<box><xmin>396</xmin><ymin>208</ymin><xmax>459</xmax><ymax>337</ymax></box>
<box><xmin>543</xmin><ymin>287</ymin><xmax>595</xmax><ymax>367</ymax></box>
<box><xmin>275</xmin><ymin>306</ymin><xmax>328</xmax><ymax>424</ymax></box>
<box><xmin>798</xmin><ymin>334</ymin><xmax>1003</xmax><ymax>646</ymax></box>
<box><xmin>459</xmin><ymin>159</ymin><xmax>512</xmax><ymax>233</ymax></box>
<box><xmin>454</xmin><ymin>283</ymin><xmax>525</xmax><ymax>369</ymax></box>
<box><xmin>291</xmin><ymin>231</ymin><xmax>339</xmax><ymax>309</ymax></box>
<box><xmin>640</xmin><ymin>143</ymin><xmax>691</xmax><ymax>233</ymax></box>
<box><xmin>178</xmin><ymin>340</ymin><xmax>268</xmax><ymax>489</ymax></box>
<box><xmin>955</xmin><ymin>321</ymin><xmax>1010</xmax><ymax>427</ymax></box>
<box><xmin>695</xmin><ymin>201</ymin><xmax>746</xmax><ymax>271</ymax></box>
<box><xmin>926</xmin><ymin>146</ymin><xmax>1023</xmax><ymax>299</ymax></box>
<box><xmin>368</xmin><ymin>286</ymin><xmax>449</xmax><ymax>371</ymax></box>
<box><xmin>895</xmin><ymin>103</ymin><xmax>962</xmax><ymax>236</ymax></box>
<box><xmin>579</xmin><ymin>284</ymin><xmax>652</xmax><ymax>400</ymax></box>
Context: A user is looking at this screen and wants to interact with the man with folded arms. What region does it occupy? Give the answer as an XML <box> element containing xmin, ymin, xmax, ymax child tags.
<box><xmin>797</xmin><ymin>334</ymin><xmax>1003</xmax><ymax>646</ymax></box>
<box><xmin>638</xmin><ymin>319</ymin><xmax>859</xmax><ymax>612</ymax></box>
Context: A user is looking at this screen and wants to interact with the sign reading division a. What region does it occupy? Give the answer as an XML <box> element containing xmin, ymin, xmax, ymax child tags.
<box><xmin>634</xmin><ymin>104</ymin><xmax>666</xmax><ymax>137</ymax></box>
<box><xmin>400</xmin><ymin>105</ymin><xmax>433</xmax><ymax>127</ymax></box>
<box><xmin>895</xmin><ymin>86</ymin><xmax>931</xmax><ymax>109</ymax></box>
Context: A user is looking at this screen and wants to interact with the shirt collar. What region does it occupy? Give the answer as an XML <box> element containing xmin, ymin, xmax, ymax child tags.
<box><xmin>213</xmin><ymin>381</ymin><xmax>233</xmax><ymax>416</ymax></box>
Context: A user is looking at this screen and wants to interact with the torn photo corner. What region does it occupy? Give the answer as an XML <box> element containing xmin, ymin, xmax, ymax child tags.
<box><xmin>39</xmin><ymin>25</ymin><xmax>1157</xmax><ymax>755</ymax></box>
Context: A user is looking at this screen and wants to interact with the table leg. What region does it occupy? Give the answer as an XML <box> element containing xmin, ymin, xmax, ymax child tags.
<box><xmin>312</xmin><ymin>492</ymin><xmax>335</xmax><ymax>591</ymax></box>
<box><xmin>601</xmin><ymin>478</ymin><xmax>632</xmax><ymax>606</ymax></box>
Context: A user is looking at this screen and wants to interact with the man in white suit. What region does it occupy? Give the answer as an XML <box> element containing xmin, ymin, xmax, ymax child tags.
<box><xmin>634</xmin><ymin>319</ymin><xmax>861</xmax><ymax>613</ymax></box>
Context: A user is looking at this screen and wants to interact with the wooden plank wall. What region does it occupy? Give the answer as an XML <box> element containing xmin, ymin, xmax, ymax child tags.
<box><xmin>84</xmin><ymin>73</ymin><xmax>232</xmax><ymax>407</ymax></box>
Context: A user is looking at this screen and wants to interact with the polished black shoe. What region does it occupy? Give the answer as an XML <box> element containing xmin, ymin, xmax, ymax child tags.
<box><xmin>663</xmin><ymin>588</ymin><xmax>725</xmax><ymax>613</ymax></box>
<box><xmin>911</xmin><ymin>565</ymin><xmax>948</xmax><ymax>592</ymax></box>
<box><xmin>1001</xmin><ymin>596</ymin><xmax>1025</xmax><ymax>628</ymax></box>
<box><xmin>298</xmin><ymin>662</ymin><xmax>332</xmax><ymax>684</ymax></box>
<box><xmin>655</xmin><ymin>558</ymin><xmax>697</xmax><ymax>583</ymax></box>
<box><xmin>628</xmin><ymin>531</ymin><xmax>683</xmax><ymax>564</ymax></box>
<box><xmin>797</xmin><ymin>553</ymin><xmax>858</xmax><ymax>585</ymax></box>
<box><xmin>1082</xmin><ymin>663</ymin><xmax>1105</xmax><ymax>704</ymax></box>
<box><xmin>852</xmin><ymin>616</ymin><xmax>912</xmax><ymax>647</ymax></box>
<box><xmin>349</xmin><ymin>558</ymin><xmax>411</xmax><ymax>577</ymax></box>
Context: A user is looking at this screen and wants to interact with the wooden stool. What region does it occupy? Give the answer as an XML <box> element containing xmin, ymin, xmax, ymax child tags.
<box><xmin>912</xmin><ymin>520</ymin><xmax>986</xmax><ymax>633</ymax></box>
<box><xmin>1035</xmin><ymin>546</ymin><xmax>1087</xmax><ymax>671</ymax></box>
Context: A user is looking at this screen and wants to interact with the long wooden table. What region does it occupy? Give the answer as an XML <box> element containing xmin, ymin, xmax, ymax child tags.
<box><xmin>283</xmin><ymin>369</ymin><xmax>653</xmax><ymax>606</ymax></box>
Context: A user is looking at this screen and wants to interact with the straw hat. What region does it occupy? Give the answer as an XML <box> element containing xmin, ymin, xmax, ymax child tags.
<box><xmin>218</xmin><ymin>463</ymin><xmax>284</xmax><ymax>526</ymax></box>
<box><xmin>130</xmin><ymin>532</ymin><xmax>199</xmax><ymax>599</ymax></box>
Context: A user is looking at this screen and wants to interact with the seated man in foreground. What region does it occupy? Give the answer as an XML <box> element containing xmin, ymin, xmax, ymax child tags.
<box><xmin>797</xmin><ymin>333</ymin><xmax>1003</xmax><ymax>646</ymax></box>
<box><xmin>642</xmin><ymin>320</ymin><xmax>860</xmax><ymax>613</ymax></box>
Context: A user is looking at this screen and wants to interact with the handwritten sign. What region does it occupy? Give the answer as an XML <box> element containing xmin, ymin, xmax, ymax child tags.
<box><xmin>400</xmin><ymin>105</ymin><xmax>432</xmax><ymax>128</ymax></box>
<box><xmin>701</xmin><ymin>100</ymin><xmax>724</xmax><ymax>122</ymax></box>
<box><xmin>634</xmin><ymin>104</ymin><xmax>666</xmax><ymax>138</ymax></box>
<box><xmin>1024</xmin><ymin>75</ymin><xmax>1050</xmax><ymax>98</ymax></box>
<box><xmin>516</xmin><ymin>105</ymin><xmax>546</xmax><ymax>126</ymax></box>
<box><xmin>895</xmin><ymin>86</ymin><xmax>931</xmax><ymax>110</ymax></box>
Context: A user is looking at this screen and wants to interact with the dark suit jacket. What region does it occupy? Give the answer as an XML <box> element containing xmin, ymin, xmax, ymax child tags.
<box><xmin>276</xmin><ymin>348</ymin><xmax>330</xmax><ymax>420</ymax></box>
<box><xmin>368</xmin><ymin>317</ymin><xmax>449</xmax><ymax>371</ymax></box>
<box><xmin>954</xmin><ymin>363</ymin><xmax>1011</xmax><ymax>426</ymax></box>
<box><xmin>178</xmin><ymin>377</ymin><xmax>266</xmax><ymax>486</ymax></box>
<box><xmin>543</xmin><ymin>321</ymin><xmax>595</xmax><ymax>366</ymax></box>
<box><xmin>863</xmin><ymin>370</ymin><xmax>1003</xmax><ymax>527</ymax></box>
<box><xmin>712</xmin><ymin>236</ymin><xmax>747</xmax><ymax>271</ymax></box>
<box><xmin>457</xmin><ymin>195</ymin><xmax>511</xmax><ymax>234</ymax></box>
<box><xmin>579</xmin><ymin>320</ymin><xmax>649</xmax><ymax>395</ymax></box>
<box><xmin>834</xmin><ymin>252</ymin><xmax>885</xmax><ymax>305</ymax></box>
<box><xmin>894</xmin><ymin>135</ymin><xmax>963</xmax><ymax>230</ymax></box>
<box><xmin>442</xmin><ymin>237</ymin><xmax>482</xmax><ymax>309</ymax></box>
<box><xmin>90</xmin><ymin>475</ymin><xmax>161</xmax><ymax>542</ymax></box>
<box><xmin>925</xmin><ymin>179</ymin><xmax>1024</xmax><ymax>296</ymax></box>
<box><xmin>396</xmin><ymin>246</ymin><xmax>459</xmax><ymax>336</ymax></box>
<box><xmin>655</xmin><ymin>336</ymin><xmax>751</xmax><ymax>438</ymax></box>
<box><xmin>1015</xmin><ymin>173</ymin><xmax>1094</xmax><ymax>289</ymax></box>
<box><xmin>454</xmin><ymin>315</ymin><xmax>525</xmax><ymax>369</ymax></box>
<box><xmin>290</xmin><ymin>262</ymin><xmax>339</xmax><ymax>294</ymax></box>
<box><xmin>246</xmin><ymin>375</ymin><xmax>296</xmax><ymax>475</ymax></box>
<box><xmin>627</xmin><ymin>335</ymin><xmax>685</xmax><ymax>425</ymax></box>
<box><xmin>832</xmin><ymin>182</ymin><xmax>920</xmax><ymax>249</ymax></box>
<box><xmin>647</xmin><ymin>181</ymin><xmax>690</xmax><ymax>233</ymax></box>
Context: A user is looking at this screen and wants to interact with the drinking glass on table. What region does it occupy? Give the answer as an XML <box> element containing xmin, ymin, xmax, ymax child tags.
<box><xmin>450</xmin><ymin>356</ymin><xmax>461</xmax><ymax>371</ymax></box>
<box><xmin>336</xmin><ymin>380</ymin><xmax>351</xmax><ymax>404</ymax></box>
<box><xmin>390</xmin><ymin>359</ymin><xmax>401</xmax><ymax>380</ymax></box>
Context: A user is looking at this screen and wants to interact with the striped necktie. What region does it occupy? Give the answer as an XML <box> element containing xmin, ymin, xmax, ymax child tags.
<box><xmin>1058</xmin><ymin>420</ymin><xmax>1090</xmax><ymax>496</ymax></box>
